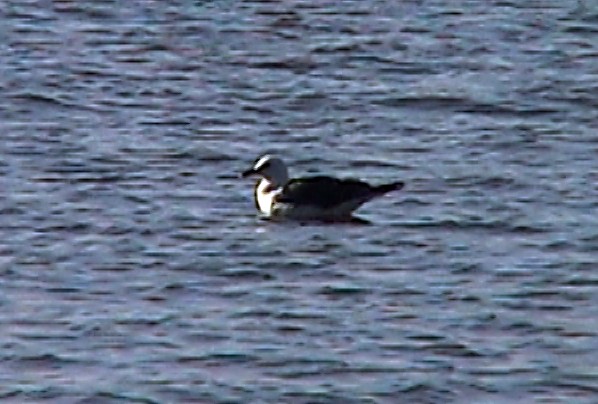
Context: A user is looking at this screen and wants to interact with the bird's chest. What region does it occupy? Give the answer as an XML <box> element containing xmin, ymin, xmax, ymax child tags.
<box><xmin>255</xmin><ymin>180</ymin><xmax>278</xmax><ymax>215</ymax></box>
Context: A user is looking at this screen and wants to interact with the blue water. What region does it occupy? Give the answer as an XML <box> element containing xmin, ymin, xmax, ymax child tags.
<box><xmin>1</xmin><ymin>1</ymin><xmax>597</xmax><ymax>402</ymax></box>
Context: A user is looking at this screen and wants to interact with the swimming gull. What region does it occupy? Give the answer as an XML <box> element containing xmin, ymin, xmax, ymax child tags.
<box><xmin>241</xmin><ymin>155</ymin><xmax>404</xmax><ymax>221</ymax></box>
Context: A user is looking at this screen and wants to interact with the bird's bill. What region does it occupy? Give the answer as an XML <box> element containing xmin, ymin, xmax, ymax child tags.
<box><xmin>241</xmin><ymin>167</ymin><xmax>257</xmax><ymax>178</ymax></box>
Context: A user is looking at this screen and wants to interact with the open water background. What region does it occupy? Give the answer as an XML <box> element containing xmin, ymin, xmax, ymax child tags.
<box><xmin>1</xmin><ymin>1</ymin><xmax>597</xmax><ymax>403</ymax></box>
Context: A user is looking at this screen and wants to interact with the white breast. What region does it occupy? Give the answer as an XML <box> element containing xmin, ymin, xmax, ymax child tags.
<box><xmin>255</xmin><ymin>180</ymin><xmax>278</xmax><ymax>216</ymax></box>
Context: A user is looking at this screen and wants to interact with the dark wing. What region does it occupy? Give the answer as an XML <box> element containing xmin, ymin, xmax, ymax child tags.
<box><xmin>277</xmin><ymin>176</ymin><xmax>374</xmax><ymax>208</ymax></box>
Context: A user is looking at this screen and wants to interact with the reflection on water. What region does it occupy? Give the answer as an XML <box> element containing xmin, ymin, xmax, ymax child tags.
<box><xmin>1</xmin><ymin>0</ymin><xmax>597</xmax><ymax>402</ymax></box>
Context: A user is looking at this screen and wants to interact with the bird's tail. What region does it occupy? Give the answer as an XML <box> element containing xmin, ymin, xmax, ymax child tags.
<box><xmin>373</xmin><ymin>181</ymin><xmax>404</xmax><ymax>195</ymax></box>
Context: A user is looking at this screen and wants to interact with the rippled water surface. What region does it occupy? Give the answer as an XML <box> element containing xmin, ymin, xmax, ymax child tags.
<box><xmin>1</xmin><ymin>1</ymin><xmax>597</xmax><ymax>403</ymax></box>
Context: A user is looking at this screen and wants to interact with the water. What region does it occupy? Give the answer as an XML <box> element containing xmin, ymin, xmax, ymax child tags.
<box><xmin>1</xmin><ymin>1</ymin><xmax>597</xmax><ymax>402</ymax></box>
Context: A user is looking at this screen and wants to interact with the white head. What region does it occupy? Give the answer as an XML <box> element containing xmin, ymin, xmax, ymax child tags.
<box><xmin>242</xmin><ymin>155</ymin><xmax>289</xmax><ymax>187</ymax></box>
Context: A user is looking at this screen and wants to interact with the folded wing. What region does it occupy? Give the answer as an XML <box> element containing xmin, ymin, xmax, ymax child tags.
<box><xmin>276</xmin><ymin>176</ymin><xmax>374</xmax><ymax>208</ymax></box>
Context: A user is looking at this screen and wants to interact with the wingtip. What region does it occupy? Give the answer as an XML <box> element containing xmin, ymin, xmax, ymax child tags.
<box><xmin>375</xmin><ymin>181</ymin><xmax>404</xmax><ymax>194</ymax></box>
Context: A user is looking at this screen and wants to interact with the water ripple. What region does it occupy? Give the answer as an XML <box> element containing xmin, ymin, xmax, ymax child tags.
<box><xmin>1</xmin><ymin>0</ymin><xmax>597</xmax><ymax>402</ymax></box>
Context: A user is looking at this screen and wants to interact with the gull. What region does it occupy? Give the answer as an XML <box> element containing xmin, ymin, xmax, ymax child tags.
<box><xmin>241</xmin><ymin>155</ymin><xmax>404</xmax><ymax>221</ymax></box>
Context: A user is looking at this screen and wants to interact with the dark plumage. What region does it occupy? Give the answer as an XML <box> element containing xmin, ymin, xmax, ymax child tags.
<box><xmin>277</xmin><ymin>176</ymin><xmax>404</xmax><ymax>208</ymax></box>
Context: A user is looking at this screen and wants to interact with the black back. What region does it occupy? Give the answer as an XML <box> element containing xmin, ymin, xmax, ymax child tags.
<box><xmin>277</xmin><ymin>176</ymin><xmax>373</xmax><ymax>209</ymax></box>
